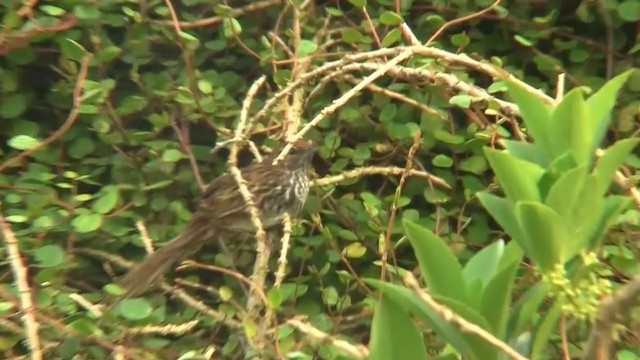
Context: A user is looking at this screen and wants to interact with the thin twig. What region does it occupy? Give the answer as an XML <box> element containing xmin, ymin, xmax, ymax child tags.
<box><xmin>426</xmin><ymin>0</ymin><xmax>502</xmax><ymax>45</ymax></box>
<box><xmin>381</xmin><ymin>131</ymin><xmax>421</xmax><ymax>280</ymax></box>
<box><xmin>313</xmin><ymin>166</ymin><xmax>450</xmax><ymax>189</ymax></box>
<box><xmin>0</xmin><ymin>53</ymin><xmax>92</xmax><ymax>173</ymax></box>
<box><xmin>275</xmin><ymin>48</ymin><xmax>415</xmax><ymax>161</ymax></box>
<box><xmin>0</xmin><ymin>201</ymin><xmax>43</xmax><ymax>360</ymax></box>
<box><xmin>286</xmin><ymin>317</ymin><xmax>369</xmax><ymax>359</ymax></box>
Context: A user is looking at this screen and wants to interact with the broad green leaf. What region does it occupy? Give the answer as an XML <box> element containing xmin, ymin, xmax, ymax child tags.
<box><xmin>548</xmin><ymin>89</ymin><xmax>588</xmax><ymax>164</ymax></box>
<box><xmin>484</xmin><ymin>148</ymin><xmax>544</xmax><ymax>202</ymax></box>
<box><xmin>366</xmin><ymin>281</ymin><xmax>472</xmax><ymax>356</ymax></box>
<box><xmin>593</xmin><ymin>138</ymin><xmax>640</xmax><ymax>196</ymax></box>
<box><xmin>588</xmin><ymin>196</ymin><xmax>631</xmax><ymax>249</ymax></box>
<box><xmin>33</xmin><ymin>245</ymin><xmax>65</xmax><ymax>268</ymax></box>
<box><xmin>568</xmin><ymin>175</ymin><xmax>603</xmax><ymax>257</ymax></box>
<box><xmin>369</xmin><ymin>294</ymin><xmax>431</xmax><ymax>360</ymax></box>
<box><xmin>221</xmin><ymin>18</ymin><xmax>242</xmax><ymax>38</ymax></box>
<box><xmin>515</xmin><ymin>202</ymin><xmax>566</xmax><ymax>271</ymax></box>
<box><xmin>498</xmin><ymin>240</ymin><xmax>525</xmax><ymax>272</ymax></box>
<box><xmin>507</xmin><ymin>282</ymin><xmax>549</xmax><ymax>340</ymax></box>
<box><xmin>529</xmin><ymin>300</ymin><xmax>561</xmax><ymax>359</ymax></box>
<box><xmin>8</xmin><ymin>135</ymin><xmax>39</xmax><ymax>150</ymax></box>
<box><xmin>501</xmin><ymin>140</ymin><xmax>548</xmax><ymax>166</ymax></box>
<box><xmin>1</xmin><ymin>94</ymin><xmax>28</xmax><ymax>118</ymax></box>
<box><xmin>544</xmin><ymin>165</ymin><xmax>588</xmax><ymax>221</ymax></box>
<box><xmin>379</xmin><ymin>11</ymin><xmax>403</xmax><ymax>25</ymax></box>
<box><xmin>296</xmin><ymin>40</ymin><xmax>318</xmax><ymax>57</ymax></box>
<box><xmin>463</xmin><ymin>240</ymin><xmax>504</xmax><ymax>289</ymax></box>
<box><xmin>480</xmin><ymin>259</ymin><xmax>520</xmax><ymax>339</ymax></box>
<box><xmin>477</xmin><ymin>193</ymin><xmax>530</xmax><ymax>255</ymax></box>
<box><xmin>403</xmin><ymin>220</ymin><xmax>469</xmax><ymax>303</ymax></box>
<box><xmin>586</xmin><ymin>70</ymin><xmax>635</xmax><ymax>155</ymax></box>
<box><xmin>506</xmin><ymin>83</ymin><xmax>553</xmax><ymax>158</ymax></box>
<box><xmin>92</xmin><ymin>185</ymin><xmax>119</xmax><ymax>214</ymax></box>
<box><xmin>117</xmin><ymin>298</ymin><xmax>153</xmax><ymax>320</ymax></box>
<box><xmin>71</xmin><ymin>213</ymin><xmax>103</xmax><ymax>233</ymax></box>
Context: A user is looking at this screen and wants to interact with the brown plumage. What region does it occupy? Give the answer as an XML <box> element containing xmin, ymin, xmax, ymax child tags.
<box><xmin>120</xmin><ymin>144</ymin><xmax>316</xmax><ymax>297</ymax></box>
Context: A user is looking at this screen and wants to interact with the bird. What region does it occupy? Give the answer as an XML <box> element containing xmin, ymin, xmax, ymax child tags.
<box><xmin>119</xmin><ymin>143</ymin><xmax>316</xmax><ymax>297</ymax></box>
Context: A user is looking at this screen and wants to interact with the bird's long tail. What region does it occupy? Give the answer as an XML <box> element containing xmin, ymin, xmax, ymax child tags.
<box><xmin>120</xmin><ymin>224</ymin><xmax>214</xmax><ymax>297</ymax></box>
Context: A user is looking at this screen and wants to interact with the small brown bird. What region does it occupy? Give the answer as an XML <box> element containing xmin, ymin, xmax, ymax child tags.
<box><xmin>120</xmin><ymin>143</ymin><xmax>316</xmax><ymax>297</ymax></box>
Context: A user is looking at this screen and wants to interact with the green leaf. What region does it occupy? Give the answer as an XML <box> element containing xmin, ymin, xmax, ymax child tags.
<box><xmin>33</xmin><ymin>245</ymin><xmax>65</xmax><ymax>268</ymax></box>
<box><xmin>93</xmin><ymin>186</ymin><xmax>119</xmax><ymax>214</ymax></box>
<box><xmin>484</xmin><ymin>148</ymin><xmax>544</xmax><ymax>202</ymax></box>
<box><xmin>162</xmin><ymin>149</ymin><xmax>184</xmax><ymax>162</ymax></box>
<box><xmin>296</xmin><ymin>40</ymin><xmax>318</xmax><ymax>57</ymax></box>
<box><xmin>544</xmin><ymin>165</ymin><xmax>588</xmax><ymax>221</ymax></box>
<box><xmin>506</xmin><ymin>83</ymin><xmax>553</xmax><ymax>158</ymax></box>
<box><xmin>381</xmin><ymin>28</ymin><xmax>402</xmax><ymax>47</ymax></box>
<box><xmin>567</xmin><ymin>175</ymin><xmax>603</xmax><ymax>256</ymax></box>
<box><xmin>432</xmin><ymin>154</ymin><xmax>453</xmax><ymax>167</ymax></box>
<box><xmin>369</xmin><ymin>294</ymin><xmax>431</xmax><ymax>360</ymax></box>
<box><xmin>459</xmin><ymin>155</ymin><xmax>487</xmax><ymax>174</ymax></box>
<box><xmin>267</xmin><ymin>288</ymin><xmax>283</xmax><ymax>309</ymax></box>
<box><xmin>0</xmin><ymin>94</ymin><xmax>28</xmax><ymax>118</ymax></box>
<box><xmin>593</xmin><ymin>138</ymin><xmax>640</xmax><ymax>196</ymax></box>
<box><xmin>68</xmin><ymin>137</ymin><xmax>96</xmax><ymax>159</ymax></box>
<box><xmin>60</xmin><ymin>38</ymin><xmax>87</xmax><ymax>61</ymax></box>
<box><xmin>8</xmin><ymin>135</ymin><xmax>40</xmax><ymax>150</ymax></box>
<box><xmin>221</xmin><ymin>18</ymin><xmax>242</xmax><ymax>38</ymax></box>
<box><xmin>74</xmin><ymin>5</ymin><xmax>100</xmax><ymax>20</ymax></box>
<box><xmin>347</xmin><ymin>0</ymin><xmax>366</xmax><ymax>6</ymax></box>
<box><xmin>379</xmin><ymin>11</ymin><xmax>403</xmax><ymax>25</ymax></box>
<box><xmin>463</xmin><ymin>240</ymin><xmax>504</xmax><ymax>289</ymax></box>
<box><xmin>529</xmin><ymin>300</ymin><xmax>561</xmax><ymax>359</ymax></box>
<box><xmin>41</xmin><ymin>5</ymin><xmax>66</xmax><ymax>16</ymax></box>
<box><xmin>507</xmin><ymin>282</ymin><xmax>549</xmax><ymax>338</ymax></box>
<box><xmin>515</xmin><ymin>202</ymin><xmax>567</xmax><ymax>270</ymax></box>
<box><xmin>449</xmin><ymin>94</ymin><xmax>472</xmax><ymax>108</ymax></box>
<box><xmin>588</xmin><ymin>196</ymin><xmax>631</xmax><ymax>249</ymax></box>
<box><xmin>366</xmin><ymin>281</ymin><xmax>472</xmax><ymax>356</ymax></box>
<box><xmin>550</xmin><ymin>89</ymin><xmax>590</xmax><ymax>165</ymax></box>
<box><xmin>71</xmin><ymin>213</ymin><xmax>103</xmax><ymax>233</ymax></box>
<box><xmin>586</xmin><ymin>70</ymin><xmax>635</xmax><ymax>153</ymax></box>
<box><xmin>618</xmin><ymin>1</ymin><xmax>640</xmax><ymax>22</ymax></box>
<box><xmin>403</xmin><ymin>220</ymin><xmax>469</xmax><ymax>303</ymax></box>
<box><xmin>479</xmin><ymin>259</ymin><xmax>520</xmax><ymax>339</ymax></box>
<box><xmin>477</xmin><ymin>193</ymin><xmax>529</xmax><ymax>254</ymax></box>
<box><xmin>117</xmin><ymin>298</ymin><xmax>153</xmax><ymax>320</ymax></box>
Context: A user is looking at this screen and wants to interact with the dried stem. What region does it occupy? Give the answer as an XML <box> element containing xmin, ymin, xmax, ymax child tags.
<box><xmin>0</xmin><ymin>201</ymin><xmax>43</xmax><ymax>360</ymax></box>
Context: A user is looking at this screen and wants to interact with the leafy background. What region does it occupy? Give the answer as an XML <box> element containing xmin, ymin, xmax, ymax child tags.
<box><xmin>1</xmin><ymin>0</ymin><xmax>640</xmax><ymax>359</ymax></box>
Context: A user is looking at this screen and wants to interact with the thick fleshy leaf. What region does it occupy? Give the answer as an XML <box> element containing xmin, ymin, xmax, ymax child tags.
<box><xmin>369</xmin><ymin>293</ymin><xmax>431</xmax><ymax>360</ymax></box>
<box><xmin>366</xmin><ymin>280</ymin><xmax>472</xmax><ymax>356</ymax></box>
<box><xmin>549</xmin><ymin>89</ymin><xmax>584</xmax><ymax>159</ymax></box>
<box><xmin>403</xmin><ymin>220</ymin><xmax>469</xmax><ymax>303</ymax></box>
<box><xmin>593</xmin><ymin>138</ymin><xmax>640</xmax><ymax>196</ymax></box>
<box><xmin>586</xmin><ymin>69</ymin><xmax>635</xmax><ymax>154</ymax></box>
<box><xmin>550</xmin><ymin>89</ymin><xmax>590</xmax><ymax>165</ymax></box>
<box><xmin>529</xmin><ymin>300</ymin><xmax>562</xmax><ymax>359</ymax></box>
<box><xmin>506</xmin><ymin>82</ymin><xmax>553</xmax><ymax>158</ymax></box>
<box><xmin>502</xmin><ymin>140</ymin><xmax>548</xmax><ymax>166</ymax></box>
<box><xmin>480</xmin><ymin>259</ymin><xmax>520</xmax><ymax>339</ymax></box>
<box><xmin>567</xmin><ymin>174</ymin><xmax>603</xmax><ymax>258</ymax></box>
<box><xmin>463</xmin><ymin>240</ymin><xmax>504</xmax><ymax>289</ymax></box>
<box><xmin>544</xmin><ymin>165</ymin><xmax>588</xmax><ymax>222</ymax></box>
<box><xmin>515</xmin><ymin>202</ymin><xmax>567</xmax><ymax>271</ymax></box>
<box><xmin>484</xmin><ymin>148</ymin><xmax>544</xmax><ymax>202</ymax></box>
<box><xmin>477</xmin><ymin>193</ymin><xmax>530</xmax><ymax>255</ymax></box>
<box><xmin>588</xmin><ymin>196</ymin><xmax>631</xmax><ymax>249</ymax></box>
<box><xmin>506</xmin><ymin>282</ymin><xmax>549</xmax><ymax>339</ymax></box>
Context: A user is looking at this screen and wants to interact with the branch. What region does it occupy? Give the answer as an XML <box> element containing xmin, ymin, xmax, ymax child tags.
<box><xmin>0</xmin><ymin>201</ymin><xmax>43</xmax><ymax>360</ymax></box>
<box><xmin>583</xmin><ymin>275</ymin><xmax>640</xmax><ymax>360</ymax></box>
<box><xmin>0</xmin><ymin>53</ymin><xmax>92</xmax><ymax>173</ymax></box>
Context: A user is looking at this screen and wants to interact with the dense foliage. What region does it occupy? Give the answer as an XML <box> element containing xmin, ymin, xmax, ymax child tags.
<box><xmin>1</xmin><ymin>0</ymin><xmax>640</xmax><ymax>359</ymax></box>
